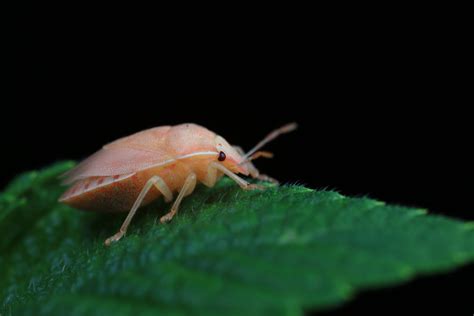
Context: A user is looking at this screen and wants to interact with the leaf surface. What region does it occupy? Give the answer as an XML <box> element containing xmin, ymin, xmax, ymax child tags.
<box><xmin>1</xmin><ymin>162</ymin><xmax>473</xmax><ymax>315</ymax></box>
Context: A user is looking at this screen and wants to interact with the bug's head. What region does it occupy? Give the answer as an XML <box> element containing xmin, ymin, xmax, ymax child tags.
<box><xmin>214</xmin><ymin>136</ymin><xmax>250</xmax><ymax>175</ymax></box>
<box><xmin>214</xmin><ymin>122</ymin><xmax>298</xmax><ymax>177</ymax></box>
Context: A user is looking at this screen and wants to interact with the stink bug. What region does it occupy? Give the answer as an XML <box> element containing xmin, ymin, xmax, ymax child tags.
<box><xmin>59</xmin><ymin>122</ymin><xmax>297</xmax><ymax>246</ymax></box>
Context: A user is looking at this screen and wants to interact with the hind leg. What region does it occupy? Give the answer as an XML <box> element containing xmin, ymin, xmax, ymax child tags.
<box><xmin>104</xmin><ymin>175</ymin><xmax>173</xmax><ymax>246</ymax></box>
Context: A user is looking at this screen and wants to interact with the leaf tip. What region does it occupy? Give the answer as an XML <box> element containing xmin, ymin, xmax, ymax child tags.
<box><xmin>462</xmin><ymin>221</ymin><xmax>474</xmax><ymax>231</ymax></box>
<box><xmin>409</xmin><ymin>208</ymin><xmax>429</xmax><ymax>217</ymax></box>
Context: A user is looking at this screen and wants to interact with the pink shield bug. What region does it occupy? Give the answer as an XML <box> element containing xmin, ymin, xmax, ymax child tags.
<box><xmin>59</xmin><ymin>122</ymin><xmax>297</xmax><ymax>246</ymax></box>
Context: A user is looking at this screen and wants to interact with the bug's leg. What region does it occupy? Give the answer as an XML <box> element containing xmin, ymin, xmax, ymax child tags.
<box><xmin>255</xmin><ymin>173</ymin><xmax>279</xmax><ymax>184</ymax></box>
<box><xmin>232</xmin><ymin>146</ymin><xmax>263</xmax><ymax>182</ymax></box>
<box><xmin>233</xmin><ymin>146</ymin><xmax>278</xmax><ymax>184</ymax></box>
<box><xmin>160</xmin><ymin>173</ymin><xmax>197</xmax><ymax>223</ymax></box>
<box><xmin>152</xmin><ymin>177</ymin><xmax>174</xmax><ymax>203</ymax></box>
<box><xmin>208</xmin><ymin>162</ymin><xmax>264</xmax><ymax>190</ymax></box>
<box><xmin>104</xmin><ymin>175</ymin><xmax>173</xmax><ymax>246</ymax></box>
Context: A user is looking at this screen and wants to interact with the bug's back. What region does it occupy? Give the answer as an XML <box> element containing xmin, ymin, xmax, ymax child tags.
<box><xmin>58</xmin><ymin>122</ymin><xmax>297</xmax><ymax>246</ymax></box>
<box><xmin>59</xmin><ymin>124</ymin><xmax>220</xmax><ymax>212</ymax></box>
<box><xmin>61</xmin><ymin>126</ymin><xmax>173</xmax><ymax>184</ymax></box>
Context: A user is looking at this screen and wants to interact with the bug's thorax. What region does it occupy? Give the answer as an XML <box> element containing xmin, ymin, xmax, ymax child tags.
<box><xmin>166</xmin><ymin>126</ymin><xmax>249</xmax><ymax>176</ymax></box>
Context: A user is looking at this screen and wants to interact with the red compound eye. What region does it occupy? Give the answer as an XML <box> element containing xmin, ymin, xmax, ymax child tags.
<box><xmin>218</xmin><ymin>151</ymin><xmax>226</xmax><ymax>161</ymax></box>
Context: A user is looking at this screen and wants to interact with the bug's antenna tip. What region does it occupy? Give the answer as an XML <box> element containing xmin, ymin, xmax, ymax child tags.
<box><xmin>241</xmin><ymin>122</ymin><xmax>299</xmax><ymax>161</ymax></box>
<box><xmin>282</xmin><ymin>122</ymin><xmax>298</xmax><ymax>133</ymax></box>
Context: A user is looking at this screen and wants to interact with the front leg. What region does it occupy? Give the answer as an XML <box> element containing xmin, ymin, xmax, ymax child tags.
<box><xmin>233</xmin><ymin>146</ymin><xmax>278</xmax><ymax>183</ymax></box>
<box><xmin>203</xmin><ymin>162</ymin><xmax>264</xmax><ymax>190</ymax></box>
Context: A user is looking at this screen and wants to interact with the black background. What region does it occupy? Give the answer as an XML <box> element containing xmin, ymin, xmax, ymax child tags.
<box><xmin>10</xmin><ymin>5</ymin><xmax>472</xmax><ymax>315</ymax></box>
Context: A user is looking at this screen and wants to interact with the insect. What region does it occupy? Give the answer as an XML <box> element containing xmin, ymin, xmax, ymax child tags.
<box><xmin>59</xmin><ymin>122</ymin><xmax>297</xmax><ymax>246</ymax></box>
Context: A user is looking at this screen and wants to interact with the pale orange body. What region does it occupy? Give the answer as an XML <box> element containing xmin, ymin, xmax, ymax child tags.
<box><xmin>60</xmin><ymin>124</ymin><xmax>244</xmax><ymax>211</ymax></box>
<box><xmin>61</xmin><ymin>156</ymin><xmax>224</xmax><ymax>212</ymax></box>
<box><xmin>59</xmin><ymin>122</ymin><xmax>297</xmax><ymax>245</ymax></box>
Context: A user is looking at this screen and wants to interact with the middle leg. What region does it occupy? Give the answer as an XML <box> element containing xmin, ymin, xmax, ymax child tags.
<box><xmin>160</xmin><ymin>173</ymin><xmax>197</xmax><ymax>223</ymax></box>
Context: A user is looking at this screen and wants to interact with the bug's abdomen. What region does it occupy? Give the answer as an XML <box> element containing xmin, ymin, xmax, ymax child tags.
<box><xmin>59</xmin><ymin>173</ymin><xmax>160</xmax><ymax>212</ymax></box>
<box><xmin>59</xmin><ymin>162</ymin><xmax>193</xmax><ymax>212</ymax></box>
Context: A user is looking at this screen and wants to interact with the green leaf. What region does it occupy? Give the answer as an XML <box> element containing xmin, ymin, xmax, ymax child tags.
<box><xmin>1</xmin><ymin>161</ymin><xmax>473</xmax><ymax>315</ymax></box>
